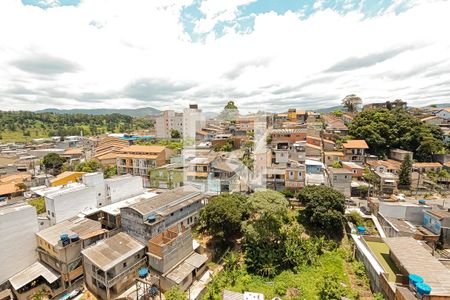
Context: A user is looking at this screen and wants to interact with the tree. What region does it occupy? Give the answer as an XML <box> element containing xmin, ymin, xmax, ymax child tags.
<box><xmin>103</xmin><ymin>165</ymin><xmax>117</xmax><ymax>178</ymax></box>
<box><xmin>398</xmin><ymin>155</ymin><xmax>412</xmax><ymax>188</ymax></box>
<box><xmin>331</xmin><ymin>161</ymin><xmax>342</xmax><ymax>168</ymax></box>
<box><xmin>170</xmin><ymin>129</ymin><xmax>181</xmax><ymax>139</ymax></box>
<box><xmin>341</xmin><ymin>94</ymin><xmax>362</xmax><ymax>113</ymax></box>
<box><xmin>75</xmin><ymin>160</ymin><xmax>102</xmax><ymax>172</ymax></box>
<box><xmin>298</xmin><ymin>186</ymin><xmax>346</xmax><ymax>237</ymax></box>
<box><xmin>199</xmin><ymin>193</ymin><xmax>248</xmax><ymax>240</ymax></box>
<box><xmin>165</xmin><ymin>285</ymin><xmax>187</xmax><ymax>300</ymax></box>
<box><xmin>349</xmin><ymin>108</ymin><xmax>444</xmax><ymax>160</ymax></box>
<box><xmin>218</xmin><ymin>100</ymin><xmax>239</xmax><ymax>121</ymax></box>
<box><xmin>247</xmin><ymin>190</ymin><xmax>289</xmax><ymax>216</ymax></box>
<box><xmin>42</xmin><ymin>153</ymin><xmax>65</xmax><ymax>175</ymax></box>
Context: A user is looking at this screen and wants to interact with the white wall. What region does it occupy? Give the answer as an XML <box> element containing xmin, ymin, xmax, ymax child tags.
<box><xmin>0</xmin><ymin>204</ymin><xmax>38</xmax><ymax>284</ymax></box>
<box><xmin>379</xmin><ymin>202</ymin><xmax>430</xmax><ymax>224</ymax></box>
<box><xmin>106</xmin><ymin>176</ymin><xmax>144</xmax><ymax>204</ymax></box>
<box><xmin>46</xmin><ymin>187</ymin><xmax>98</xmax><ymax>225</ymax></box>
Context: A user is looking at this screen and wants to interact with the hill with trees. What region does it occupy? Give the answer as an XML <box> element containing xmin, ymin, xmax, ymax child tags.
<box><xmin>0</xmin><ymin>111</ymin><xmax>154</xmax><ymax>142</ymax></box>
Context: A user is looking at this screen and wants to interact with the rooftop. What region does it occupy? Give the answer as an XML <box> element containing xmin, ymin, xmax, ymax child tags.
<box><xmin>342</xmin><ymin>140</ymin><xmax>369</xmax><ymax>149</ymax></box>
<box><xmin>82</xmin><ymin>232</ymin><xmax>145</xmax><ymax>271</ymax></box>
<box><xmin>342</xmin><ymin>161</ymin><xmax>364</xmax><ymax>169</ymax></box>
<box><xmin>413</xmin><ymin>162</ymin><xmax>442</xmax><ymax>168</ymax></box>
<box><xmin>9</xmin><ymin>261</ymin><xmax>60</xmax><ymax>290</ymax></box>
<box><xmin>49</xmin><ymin>171</ymin><xmax>85</xmax><ymax>184</ymax></box>
<box><xmin>36</xmin><ymin>217</ymin><xmax>103</xmax><ymax>246</ymax></box>
<box><xmin>385</xmin><ymin>237</ymin><xmax>450</xmax><ymax>296</ymax></box>
<box><xmin>120</xmin><ymin>145</ymin><xmax>166</xmax><ymax>153</ymax></box>
<box><xmin>329</xmin><ymin>168</ymin><xmax>353</xmax><ymax>174</ymax></box>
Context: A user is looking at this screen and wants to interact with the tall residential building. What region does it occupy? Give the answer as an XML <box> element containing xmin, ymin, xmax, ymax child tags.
<box><xmin>155</xmin><ymin>110</ymin><xmax>184</xmax><ymax>139</ymax></box>
<box><xmin>0</xmin><ymin>203</ymin><xmax>39</xmax><ymax>285</ymax></box>
<box><xmin>183</xmin><ymin>104</ymin><xmax>205</xmax><ymax>140</ymax></box>
<box><xmin>116</xmin><ymin>145</ymin><xmax>168</xmax><ymax>187</ymax></box>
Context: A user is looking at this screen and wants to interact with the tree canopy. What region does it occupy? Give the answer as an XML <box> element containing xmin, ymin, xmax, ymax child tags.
<box><xmin>218</xmin><ymin>100</ymin><xmax>239</xmax><ymax>121</ymax></box>
<box><xmin>398</xmin><ymin>155</ymin><xmax>412</xmax><ymax>187</ymax></box>
<box><xmin>341</xmin><ymin>94</ymin><xmax>362</xmax><ymax>112</ymax></box>
<box><xmin>349</xmin><ymin>108</ymin><xmax>444</xmax><ymax>160</ymax></box>
<box><xmin>42</xmin><ymin>153</ymin><xmax>65</xmax><ymax>175</ymax></box>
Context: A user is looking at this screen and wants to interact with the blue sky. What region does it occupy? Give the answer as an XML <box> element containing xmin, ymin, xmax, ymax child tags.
<box><xmin>2</xmin><ymin>0</ymin><xmax>449</xmax><ymax>112</ymax></box>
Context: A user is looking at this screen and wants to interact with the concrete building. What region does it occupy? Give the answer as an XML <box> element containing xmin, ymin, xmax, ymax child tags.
<box><xmin>374</xmin><ymin>172</ymin><xmax>398</xmax><ymax>195</ymax></box>
<box><xmin>49</xmin><ymin>171</ymin><xmax>85</xmax><ymax>187</ymax></box>
<box><xmin>329</xmin><ymin>168</ymin><xmax>352</xmax><ymax>198</ymax></box>
<box><xmin>423</xmin><ymin>210</ymin><xmax>450</xmax><ymax>248</ymax></box>
<box><xmin>436</xmin><ymin>108</ymin><xmax>450</xmax><ymax>120</ymax></box>
<box><xmin>155</xmin><ymin>110</ymin><xmax>184</xmax><ymax>139</ymax></box>
<box><xmin>284</xmin><ymin>164</ymin><xmax>305</xmax><ymax>190</ymax></box>
<box><xmin>342</xmin><ymin>161</ymin><xmax>364</xmax><ymax>178</ymax></box>
<box><xmin>183</xmin><ymin>104</ymin><xmax>205</xmax><ymax>140</ymax></box>
<box><xmin>271</xmin><ymin>128</ymin><xmax>307</xmax><ymax>143</ymax></box>
<box><xmin>413</xmin><ymin>162</ymin><xmax>442</xmax><ymax>173</ymax></box>
<box><xmin>116</xmin><ymin>145</ymin><xmax>168</xmax><ymax>187</ymax></box>
<box><xmin>323</xmin><ymin>151</ymin><xmax>344</xmax><ymax>166</ymax></box>
<box><xmin>36</xmin><ymin>217</ymin><xmax>108</xmax><ymax>290</ymax></box>
<box><xmin>120</xmin><ymin>186</ymin><xmax>207</xmax><ymax>244</ymax></box>
<box><xmin>379</xmin><ymin>202</ymin><xmax>431</xmax><ymax>225</ymax></box>
<box><xmin>82</xmin><ymin>232</ymin><xmax>146</xmax><ymax>300</ymax></box>
<box><xmin>0</xmin><ymin>203</ymin><xmax>39</xmax><ymax>285</ymax></box>
<box><xmin>148</xmin><ymin>225</ymin><xmax>207</xmax><ymax>291</ymax></box>
<box><xmin>342</xmin><ymin>140</ymin><xmax>368</xmax><ymax>163</ymax></box>
<box><xmin>389</xmin><ymin>149</ymin><xmax>413</xmax><ymax>162</ymax></box>
<box><xmin>366</xmin><ymin>160</ymin><xmax>401</xmax><ymax>174</ymax></box>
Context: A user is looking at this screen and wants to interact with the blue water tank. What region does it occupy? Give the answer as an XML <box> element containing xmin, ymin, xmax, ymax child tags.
<box><xmin>418</xmin><ymin>199</ymin><xmax>426</xmax><ymax>205</ymax></box>
<box><xmin>60</xmin><ymin>233</ymin><xmax>69</xmax><ymax>241</ymax></box>
<box><xmin>149</xmin><ymin>285</ymin><xmax>158</xmax><ymax>297</ymax></box>
<box><xmin>416</xmin><ymin>282</ymin><xmax>431</xmax><ymax>296</ymax></box>
<box><xmin>138</xmin><ymin>267</ymin><xmax>149</xmax><ymax>278</ymax></box>
<box><xmin>408</xmin><ymin>274</ymin><xmax>424</xmax><ymax>291</ymax></box>
<box><xmin>357</xmin><ymin>226</ymin><xmax>366</xmax><ymax>234</ymax></box>
<box><xmin>147</xmin><ymin>214</ymin><xmax>156</xmax><ymax>223</ymax></box>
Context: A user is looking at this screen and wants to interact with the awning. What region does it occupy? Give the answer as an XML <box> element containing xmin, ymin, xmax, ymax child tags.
<box><xmin>9</xmin><ymin>262</ymin><xmax>60</xmax><ymax>290</ymax></box>
<box><xmin>185</xmin><ymin>252</ymin><xmax>208</xmax><ymax>268</ymax></box>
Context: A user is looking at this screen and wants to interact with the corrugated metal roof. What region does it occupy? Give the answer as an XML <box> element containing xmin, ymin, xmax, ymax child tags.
<box><xmin>9</xmin><ymin>262</ymin><xmax>60</xmax><ymax>290</ymax></box>
<box><xmin>184</xmin><ymin>252</ymin><xmax>207</xmax><ymax>268</ymax></box>
<box><xmin>82</xmin><ymin>232</ymin><xmax>144</xmax><ymax>271</ymax></box>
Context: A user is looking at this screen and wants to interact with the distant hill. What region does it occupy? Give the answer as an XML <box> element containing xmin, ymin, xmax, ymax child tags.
<box><xmin>36</xmin><ymin>107</ymin><xmax>161</xmax><ymax>117</ymax></box>
<box><xmin>422</xmin><ymin>103</ymin><xmax>450</xmax><ymax>108</ymax></box>
<box><xmin>314</xmin><ymin>105</ymin><xmax>344</xmax><ymax>113</ymax></box>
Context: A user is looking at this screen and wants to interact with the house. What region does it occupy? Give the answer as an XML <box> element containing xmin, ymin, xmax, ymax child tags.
<box><xmin>421</xmin><ymin>115</ymin><xmax>444</xmax><ymax>125</ymax></box>
<box><xmin>285</xmin><ymin>164</ymin><xmax>305</xmax><ymax>190</ymax></box>
<box><xmin>325</xmin><ymin>119</ymin><xmax>348</xmax><ymax>135</ymax></box>
<box><xmin>62</xmin><ymin>148</ymin><xmax>84</xmax><ymax>161</ymax></box>
<box><xmin>149</xmin><ymin>163</ymin><xmax>184</xmax><ymax>189</ymax></box>
<box><xmin>8</xmin><ymin>262</ymin><xmax>62</xmax><ymax>300</ymax></box>
<box><xmin>323</xmin><ymin>151</ymin><xmax>344</xmax><ymax>166</ymax></box>
<box><xmin>0</xmin><ymin>203</ymin><xmax>38</xmax><ymax>285</ymax></box>
<box><xmin>328</xmin><ymin>168</ymin><xmax>352</xmax><ymax>198</ymax></box>
<box><xmin>305</xmin><ymin>159</ymin><xmax>325</xmax><ymax>185</ymax></box>
<box><xmin>210</xmin><ymin>159</ymin><xmax>243</xmax><ymax>193</ymax></box>
<box><xmin>287</xmin><ymin>109</ymin><xmax>308</xmax><ymax>123</ymax></box>
<box><xmin>49</xmin><ymin>171</ymin><xmax>85</xmax><ymax>187</ymax></box>
<box><xmin>148</xmin><ymin>225</ymin><xmax>208</xmax><ymax>291</ymax></box>
<box><xmin>120</xmin><ymin>186</ymin><xmax>206</xmax><ymax>244</ymax></box>
<box><xmin>289</xmin><ymin>141</ymin><xmax>306</xmax><ymax>163</ymax></box>
<box><xmin>342</xmin><ymin>161</ymin><xmax>364</xmax><ymax>178</ymax></box>
<box><xmin>263</xmin><ymin>167</ymin><xmax>286</xmax><ymax>191</ymax></box>
<box><xmin>36</xmin><ymin>217</ymin><xmax>108</xmax><ymax>290</ymax></box>
<box><xmin>185</xmin><ymin>155</ymin><xmax>217</xmax><ymax>191</ymax></box>
<box><xmin>389</xmin><ymin>148</ymin><xmax>413</xmax><ymax>162</ymax></box>
<box><xmin>305</xmin><ymin>143</ymin><xmax>322</xmax><ymax>160</ymax></box>
<box><xmin>271</xmin><ymin>128</ymin><xmax>307</xmax><ymax>143</ymax></box>
<box><xmin>342</xmin><ymin>140</ymin><xmax>369</xmax><ymax>163</ymax></box>
<box><xmin>322</xmin><ymin>139</ymin><xmax>336</xmax><ymax>151</ymax></box>
<box><xmin>436</xmin><ymin>108</ymin><xmax>450</xmax><ymax>120</ymax></box>
<box><xmin>93</xmin><ymin>136</ymin><xmax>129</xmax><ymax>166</ymax></box>
<box><xmin>366</xmin><ymin>160</ymin><xmax>401</xmax><ymax>174</ymax></box>
<box><xmin>82</xmin><ymin>232</ymin><xmax>146</xmax><ymax>300</ymax></box>
<box><xmin>363</xmin><ymin>99</ymin><xmax>407</xmax><ymax>110</ymax></box>
<box><xmin>413</xmin><ymin>162</ymin><xmax>442</xmax><ymax>173</ymax></box>
<box><xmin>374</xmin><ymin>171</ymin><xmax>398</xmax><ymax>195</ymax></box>
<box><xmin>116</xmin><ymin>145</ymin><xmax>169</xmax><ymax>187</ymax></box>
<box><xmin>423</xmin><ymin>210</ymin><xmax>450</xmax><ymax>248</ymax></box>
<box><xmin>306</xmin><ymin>136</ymin><xmax>321</xmax><ymax>147</ymax></box>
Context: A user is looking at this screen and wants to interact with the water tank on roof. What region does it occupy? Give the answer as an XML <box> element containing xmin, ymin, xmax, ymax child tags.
<box><xmin>418</xmin><ymin>199</ymin><xmax>426</xmax><ymax>205</ymax></box>
<box><xmin>147</xmin><ymin>214</ymin><xmax>156</xmax><ymax>223</ymax></box>
<box><xmin>408</xmin><ymin>274</ymin><xmax>424</xmax><ymax>291</ymax></box>
<box><xmin>149</xmin><ymin>285</ymin><xmax>158</xmax><ymax>297</ymax></box>
<box><xmin>416</xmin><ymin>282</ymin><xmax>431</xmax><ymax>297</ymax></box>
<box><xmin>60</xmin><ymin>233</ymin><xmax>69</xmax><ymax>241</ymax></box>
<box><xmin>69</xmin><ymin>234</ymin><xmax>79</xmax><ymax>242</ymax></box>
<box><xmin>138</xmin><ymin>267</ymin><xmax>149</xmax><ymax>278</ymax></box>
<box><xmin>357</xmin><ymin>226</ymin><xmax>366</xmax><ymax>234</ymax></box>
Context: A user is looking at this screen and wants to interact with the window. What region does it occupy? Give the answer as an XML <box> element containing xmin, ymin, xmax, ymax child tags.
<box><xmin>47</xmin><ymin>210</ymin><xmax>50</xmax><ymax>215</ymax></box>
<box><xmin>52</xmin><ymin>212</ymin><xmax>55</xmax><ymax>217</ymax></box>
<box><xmin>135</xmin><ymin>254</ymin><xmax>140</xmax><ymax>259</ymax></box>
<box><xmin>123</xmin><ymin>262</ymin><xmax>127</xmax><ymax>268</ymax></box>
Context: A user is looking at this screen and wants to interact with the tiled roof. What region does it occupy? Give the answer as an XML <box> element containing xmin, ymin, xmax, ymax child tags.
<box><xmin>342</xmin><ymin>140</ymin><xmax>369</xmax><ymax>149</ymax></box>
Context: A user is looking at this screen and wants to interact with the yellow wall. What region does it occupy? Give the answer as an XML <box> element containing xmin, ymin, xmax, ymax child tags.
<box><xmin>50</xmin><ymin>172</ymin><xmax>85</xmax><ymax>187</ymax></box>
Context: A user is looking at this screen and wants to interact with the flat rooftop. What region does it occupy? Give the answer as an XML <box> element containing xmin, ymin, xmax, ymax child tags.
<box><xmin>385</xmin><ymin>237</ymin><xmax>450</xmax><ymax>296</ymax></box>
<box><xmin>366</xmin><ymin>240</ymin><xmax>400</xmax><ymax>282</ymax></box>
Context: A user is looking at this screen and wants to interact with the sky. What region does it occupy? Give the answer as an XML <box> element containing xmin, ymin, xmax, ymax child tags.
<box><xmin>0</xmin><ymin>0</ymin><xmax>450</xmax><ymax>113</ymax></box>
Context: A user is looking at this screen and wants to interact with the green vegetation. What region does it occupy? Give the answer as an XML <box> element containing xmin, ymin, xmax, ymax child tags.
<box><xmin>170</xmin><ymin>129</ymin><xmax>181</xmax><ymax>139</ymax></box>
<box><xmin>341</xmin><ymin>94</ymin><xmax>362</xmax><ymax>113</ymax></box>
<box><xmin>398</xmin><ymin>155</ymin><xmax>412</xmax><ymax>187</ymax></box>
<box><xmin>331</xmin><ymin>110</ymin><xmax>343</xmax><ymax>117</ymax></box>
<box><xmin>297</xmin><ymin>186</ymin><xmax>346</xmax><ymax>238</ymax></box>
<box><xmin>164</xmin><ymin>285</ymin><xmax>187</xmax><ymax>300</ymax></box>
<box><xmin>75</xmin><ymin>160</ymin><xmax>102</xmax><ymax>172</ymax></box>
<box><xmin>42</xmin><ymin>153</ymin><xmax>65</xmax><ymax>175</ymax></box>
<box><xmin>0</xmin><ymin>111</ymin><xmax>153</xmax><ymax>142</ymax></box>
<box><xmin>103</xmin><ymin>165</ymin><xmax>117</xmax><ymax>178</ymax></box>
<box><xmin>218</xmin><ymin>100</ymin><xmax>239</xmax><ymax>121</ymax></box>
<box><xmin>138</xmin><ymin>139</ymin><xmax>183</xmax><ymax>151</ymax></box>
<box><xmin>213</xmin><ymin>140</ymin><xmax>234</xmax><ymax>152</ymax></box>
<box><xmin>349</xmin><ymin>108</ymin><xmax>444</xmax><ymax>160</ymax></box>
<box><xmin>199</xmin><ymin>193</ymin><xmax>249</xmax><ymax>240</ymax></box>
<box><xmin>331</xmin><ymin>161</ymin><xmax>342</xmax><ymax>168</ymax></box>
<box><xmin>28</xmin><ymin>197</ymin><xmax>46</xmax><ymax>214</ymax></box>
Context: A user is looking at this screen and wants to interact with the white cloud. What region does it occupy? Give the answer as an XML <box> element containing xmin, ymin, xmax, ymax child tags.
<box><xmin>0</xmin><ymin>0</ymin><xmax>450</xmax><ymax>113</ymax></box>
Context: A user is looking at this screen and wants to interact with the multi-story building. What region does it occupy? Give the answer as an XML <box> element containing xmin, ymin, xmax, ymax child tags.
<box><xmin>342</xmin><ymin>140</ymin><xmax>369</xmax><ymax>163</ymax></box>
<box><xmin>0</xmin><ymin>203</ymin><xmax>38</xmax><ymax>285</ymax></box>
<box><xmin>342</xmin><ymin>161</ymin><xmax>364</xmax><ymax>178</ymax></box>
<box><xmin>374</xmin><ymin>171</ymin><xmax>398</xmax><ymax>195</ymax></box>
<box><xmin>148</xmin><ymin>225</ymin><xmax>208</xmax><ymax>291</ymax></box>
<box><xmin>323</xmin><ymin>151</ymin><xmax>344</xmax><ymax>166</ymax></box>
<box><xmin>149</xmin><ymin>163</ymin><xmax>184</xmax><ymax>189</ymax></box>
<box><xmin>287</xmin><ymin>109</ymin><xmax>307</xmax><ymax>123</ymax></box>
<box><xmin>423</xmin><ymin>210</ymin><xmax>450</xmax><ymax>248</ymax></box>
<box><xmin>116</xmin><ymin>145</ymin><xmax>168</xmax><ymax>186</ymax></box>
<box><xmin>35</xmin><ymin>217</ymin><xmax>108</xmax><ymax>290</ymax></box>
<box><xmin>185</xmin><ymin>155</ymin><xmax>217</xmax><ymax>191</ymax></box>
<box><xmin>271</xmin><ymin>128</ymin><xmax>307</xmax><ymax>143</ymax></box>
<box><xmin>120</xmin><ymin>186</ymin><xmax>207</xmax><ymax>244</ymax></box>
<box><xmin>285</xmin><ymin>164</ymin><xmax>305</xmax><ymax>190</ymax></box>
<box><xmin>82</xmin><ymin>232</ymin><xmax>146</xmax><ymax>300</ymax></box>
<box><xmin>155</xmin><ymin>110</ymin><xmax>184</xmax><ymax>139</ymax></box>
<box><xmin>183</xmin><ymin>104</ymin><xmax>205</xmax><ymax>140</ymax></box>
<box><xmin>328</xmin><ymin>168</ymin><xmax>352</xmax><ymax>198</ymax></box>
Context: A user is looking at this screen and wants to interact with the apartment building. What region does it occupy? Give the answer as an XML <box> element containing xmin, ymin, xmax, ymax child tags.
<box><xmin>0</xmin><ymin>203</ymin><xmax>38</xmax><ymax>285</ymax></box>
<box><xmin>36</xmin><ymin>217</ymin><xmax>108</xmax><ymax>290</ymax></box>
<box><xmin>116</xmin><ymin>145</ymin><xmax>168</xmax><ymax>187</ymax></box>
<box><xmin>155</xmin><ymin>110</ymin><xmax>184</xmax><ymax>139</ymax></box>
<box><xmin>82</xmin><ymin>232</ymin><xmax>146</xmax><ymax>300</ymax></box>
<box><xmin>183</xmin><ymin>104</ymin><xmax>205</xmax><ymax>140</ymax></box>
<box><xmin>120</xmin><ymin>186</ymin><xmax>207</xmax><ymax>244</ymax></box>
<box><xmin>328</xmin><ymin>168</ymin><xmax>352</xmax><ymax>198</ymax></box>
